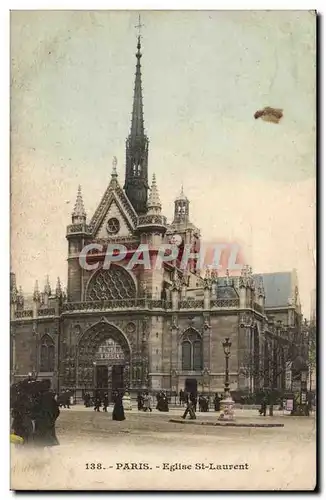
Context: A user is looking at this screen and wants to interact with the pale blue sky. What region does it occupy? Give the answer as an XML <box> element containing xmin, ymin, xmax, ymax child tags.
<box><xmin>10</xmin><ymin>10</ymin><xmax>316</xmax><ymax>314</ymax></box>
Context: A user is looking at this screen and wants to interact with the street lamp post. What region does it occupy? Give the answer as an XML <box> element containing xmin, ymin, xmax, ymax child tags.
<box><xmin>93</xmin><ymin>361</ymin><xmax>97</xmax><ymax>396</ymax></box>
<box><xmin>218</xmin><ymin>337</ymin><xmax>235</xmax><ymax>421</ymax></box>
<box><xmin>223</xmin><ymin>338</ymin><xmax>231</xmax><ymax>396</ymax></box>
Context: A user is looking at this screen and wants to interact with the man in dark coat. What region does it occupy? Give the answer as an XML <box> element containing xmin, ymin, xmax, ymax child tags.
<box><xmin>259</xmin><ymin>395</ymin><xmax>267</xmax><ymax>416</ymax></box>
<box><xmin>84</xmin><ymin>392</ymin><xmax>91</xmax><ymax>408</ymax></box>
<box><xmin>102</xmin><ymin>393</ymin><xmax>109</xmax><ymax>412</ymax></box>
<box><xmin>182</xmin><ymin>396</ymin><xmax>196</xmax><ymax>420</ymax></box>
<box><xmin>190</xmin><ymin>392</ymin><xmax>197</xmax><ymax>412</ymax></box>
<box><xmin>94</xmin><ymin>393</ymin><xmax>101</xmax><ymax>412</ymax></box>
<box><xmin>64</xmin><ymin>390</ymin><xmax>71</xmax><ymax>409</ymax></box>
<box><xmin>137</xmin><ymin>392</ymin><xmax>143</xmax><ymax>411</ymax></box>
<box><xmin>214</xmin><ymin>393</ymin><xmax>221</xmax><ymax>412</ymax></box>
<box><xmin>33</xmin><ymin>379</ymin><xmax>60</xmax><ymax>447</ymax></box>
<box><xmin>112</xmin><ymin>391</ymin><xmax>126</xmax><ymax>421</ymax></box>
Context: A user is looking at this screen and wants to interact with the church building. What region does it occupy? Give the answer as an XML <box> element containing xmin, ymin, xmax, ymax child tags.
<box><xmin>10</xmin><ymin>36</ymin><xmax>305</xmax><ymax>400</ymax></box>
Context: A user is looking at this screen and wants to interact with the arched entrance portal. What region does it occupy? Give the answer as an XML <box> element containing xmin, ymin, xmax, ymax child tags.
<box><xmin>77</xmin><ymin>323</ymin><xmax>131</xmax><ymax>397</ymax></box>
<box><xmin>94</xmin><ymin>338</ymin><xmax>126</xmax><ymax>391</ymax></box>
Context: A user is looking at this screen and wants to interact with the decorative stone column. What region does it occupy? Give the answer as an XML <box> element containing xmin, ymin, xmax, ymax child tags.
<box><xmin>32</xmin><ymin>280</ymin><xmax>41</xmax><ymax>319</ymax></box>
<box><xmin>141</xmin><ymin>317</ymin><xmax>149</xmax><ymax>390</ymax></box>
<box><xmin>170</xmin><ymin>316</ymin><xmax>180</xmax><ymax>374</ymax></box>
<box><xmin>203</xmin><ymin>268</ymin><xmax>212</xmax><ymax>309</ymax></box>
<box><xmin>170</xmin><ymin>369</ymin><xmax>179</xmax><ymax>400</ymax></box>
<box><xmin>171</xmin><ymin>284</ymin><xmax>179</xmax><ymax>311</ymax></box>
<box><xmin>239</xmin><ymin>277</ymin><xmax>246</xmax><ymax>309</ymax></box>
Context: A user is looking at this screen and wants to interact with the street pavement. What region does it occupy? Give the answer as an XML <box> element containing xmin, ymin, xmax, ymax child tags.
<box><xmin>11</xmin><ymin>405</ymin><xmax>316</xmax><ymax>491</ymax></box>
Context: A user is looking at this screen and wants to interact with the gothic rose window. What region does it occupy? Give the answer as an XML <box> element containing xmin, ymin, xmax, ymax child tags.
<box><xmin>106</xmin><ymin>217</ymin><xmax>120</xmax><ymax>235</ymax></box>
<box><xmin>181</xmin><ymin>329</ymin><xmax>203</xmax><ymax>371</ymax></box>
<box><xmin>86</xmin><ymin>264</ymin><xmax>136</xmax><ymax>301</ymax></box>
<box><xmin>40</xmin><ymin>334</ymin><xmax>55</xmax><ymax>372</ymax></box>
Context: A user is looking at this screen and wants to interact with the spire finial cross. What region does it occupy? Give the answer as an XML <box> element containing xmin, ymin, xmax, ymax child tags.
<box><xmin>135</xmin><ymin>14</ymin><xmax>144</xmax><ymax>38</ymax></box>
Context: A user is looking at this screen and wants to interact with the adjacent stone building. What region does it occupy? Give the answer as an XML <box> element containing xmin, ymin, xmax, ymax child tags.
<box><xmin>10</xmin><ymin>36</ymin><xmax>306</xmax><ymax>400</ymax></box>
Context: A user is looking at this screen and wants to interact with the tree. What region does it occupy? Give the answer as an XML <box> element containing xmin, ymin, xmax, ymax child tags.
<box><xmin>240</xmin><ymin>333</ymin><xmax>296</xmax><ymax>416</ymax></box>
<box><xmin>307</xmin><ymin>320</ymin><xmax>316</xmax><ymax>392</ymax></box>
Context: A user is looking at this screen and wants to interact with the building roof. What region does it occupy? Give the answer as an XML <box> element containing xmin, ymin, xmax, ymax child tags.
<box><xmin>253</xmin><ymin>272</ymin><xmax>293</xmax><ymax>308</ymax></box>
<box><xmin>216</xmin><ymin>285</ymin><xmax>239</xmax><ymax>299</ymax></box>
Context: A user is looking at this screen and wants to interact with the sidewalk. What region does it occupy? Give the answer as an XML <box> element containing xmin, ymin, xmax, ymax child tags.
<box><xmin>62</xmin><ymin>405</ymin><xmax>287</xmax><ymax>419</ymax></box>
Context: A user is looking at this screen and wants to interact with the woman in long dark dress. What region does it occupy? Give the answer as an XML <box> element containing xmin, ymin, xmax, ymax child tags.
<box><xmin>11</xmin><ymin>382</ymin><xmax>34</xmax><ymax>444</ymax></box>
<box><xmin>112</xmin><ymin>392</ymin><xmax>125</xmax><ymax>421</ymax></box>
<box><xmin>214</xmin><ymin>393</ymin><xmax>221</xmax><ymax>412</ymax></box>
<box><xmin>33</xmin><ymin>380</ymin><xmax>60</xmax><ymax>447</ymax></box>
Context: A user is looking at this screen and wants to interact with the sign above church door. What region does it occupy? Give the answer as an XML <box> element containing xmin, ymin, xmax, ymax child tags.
<box><xmin>95</xmin><ymin>338</ymin><xmax>125</xmax><ymax>361</ymax></box>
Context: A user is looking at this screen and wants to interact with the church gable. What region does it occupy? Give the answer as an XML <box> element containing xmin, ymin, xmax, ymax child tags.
<box><xmin>88</xmin><ymin>178</ymin><xmax>138</xmax><ymax>239</ymax></box>
<box><xmin>95</xmin><ymin>197</ymin><xmax>134</xmax><ymax>239</ymax></box>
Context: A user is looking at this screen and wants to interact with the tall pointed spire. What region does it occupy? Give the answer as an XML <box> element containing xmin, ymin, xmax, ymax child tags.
<box><xmin>44</xmin><ymin>275</ymin><xmax>51</xmax><ymax>296</ymax></box>
<box><xmin>17</xmin><ymin>285</ymin><xmax>24</xmax><ymax>307</ymax></box>
<box><xmin>55</xmin><ymin>277</ymin><xmax>62</xmax><ymax>299</ymax></box>
<box><xmin>130</xmin><ymin>36</ymin><xmax>145</xmax><ymax>138</ymax></box>
<box><xmin>124</xmin><ymin>28</ymin><xmax>149</xmax><ymax>215</ymax></box>
<box><xmin>33</xmin><ymin>280</ymin><xmax>40</xmax><ymax>302</ymax></box>
<box><xmin>147</xmin><ymin>173</ymin><xmax>161</xmax><ymax>214</ymax></box>
<box><xmin>72</xmin><ymin>185</ymin><xmax>86</xmax><ymax>223</ymax></box>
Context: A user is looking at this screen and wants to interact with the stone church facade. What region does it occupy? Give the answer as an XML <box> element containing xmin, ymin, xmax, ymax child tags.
<box><xmin>10</xmin><ymin>36</ymin><xmax>305</xmax><ymax>399</ymax></box>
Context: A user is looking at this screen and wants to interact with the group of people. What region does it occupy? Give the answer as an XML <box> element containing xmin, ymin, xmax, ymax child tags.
<box><xmin>11</xmin><ymin>377</ymin><xmax>60</xmax><ymax>447</ymax></box>
<box><xmin>57</xmin><ymin>389</ymin><xmax>73</xmax><ymax>409</ymax></box>
<box><xmin>180</xmin><ymin>392</ymin><xmax>223</xmax><ymax>419</ymax></box>
<box><xmin>156</xmin><ymin>391</ymin><xmax>169</xmax><ymax>412</ymax></box>
<box><xmin>137</xmin><ymin>391</ymin><xmax>153</xmax><ymax>412</ymax></box>
<box><xmin>10</xmin><ymin>379</ymin><xmax>226</xmax><ymax>443</ymax></box>
<box><xmin>92</xmin><ymin>393</ymin><xmax>109</xmax><ymax>412</ymax></box>
<box><xmin>84</xmin><ymin>390</ymin><xmax>125</xmax><ymax>420</ymax></box>
<box><xmin>179</xmin><ymin>390</ymin><xmax>222</xmax><ymax>412</ymax></box>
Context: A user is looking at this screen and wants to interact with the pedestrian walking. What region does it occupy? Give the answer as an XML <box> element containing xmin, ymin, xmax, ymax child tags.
<box><xmin>143</xmin><ymin>391</ymin><xmax>152</xmax><ymax>412</ymax></box>
<box><xmin>137</xmin><ymin>392</ymin><xmax>144</xmax><ymax>411</ymax></box>
<box><xmin>214</xmin><ymin>393</ymin><xmax>221</xmax><ymax>412</ymax></box>
<box><xmin>182</xmin><ymin>398</ymin><xmax>196</xmax><ymax>420</ymax></box>
<box><xmin>259</xmin><ymin>396</ymin><xmax>267</xmax><ymax>416</ymax></box>
<box><xmin>190</xmin><ymin>392</ymin><xmax>197</xmax><ymax>412</ymax></box>
<box><xmin>94</xmin><ymin>393</ymin><xmax>101</xmax><ymax>412</ymax></box>
<box><xmin>112</xmin><ymin>391</ymin><xmax>125</xmax><ymax>421</ymax></box>
<box><xmin>102</xmin><ymin>393</ymin><xmax>108</xmax><ymax>412</ymax></box>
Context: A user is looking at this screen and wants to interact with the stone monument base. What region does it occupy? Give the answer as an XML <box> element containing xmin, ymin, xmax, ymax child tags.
<box><xmin>122</xmin><ymin>392</ymin><xmax>132</xmax><ymax>410</ymax></box>
<box><xmin>218</xmin><ymin>395</ymin><xmax>235</xmax><ymax>421</ymax></box>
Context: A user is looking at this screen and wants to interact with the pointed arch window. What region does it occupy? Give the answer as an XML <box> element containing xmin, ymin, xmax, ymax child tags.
<box><xmin>181</xmin><ymin>329</ymin><xmax>203</xmax><ymax>371</ymax></box>
<box><xmin>40</xmin><ymin>335</ymin><xmax>55</xmax><ymax>372</ymax></box>
<box><xmin>182</xmin><ymin>341</ymin><xmax>192</xmax><ymax>370</ymax></box>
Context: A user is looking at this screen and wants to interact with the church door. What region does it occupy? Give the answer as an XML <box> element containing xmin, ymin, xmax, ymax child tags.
<box><xmin>185</xmin><ymin>378</ymin><xmax>198</xmax><ymax>395</ymax></box>
<box><xmin>112</xmin><ymin>365</ymin><xmax>124</xmax><ymax>391</ymax></box>
<box><xmin>96</xmin><ymin>365</ymin><xmax>108</xmax><ymax>390</ymax></box>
